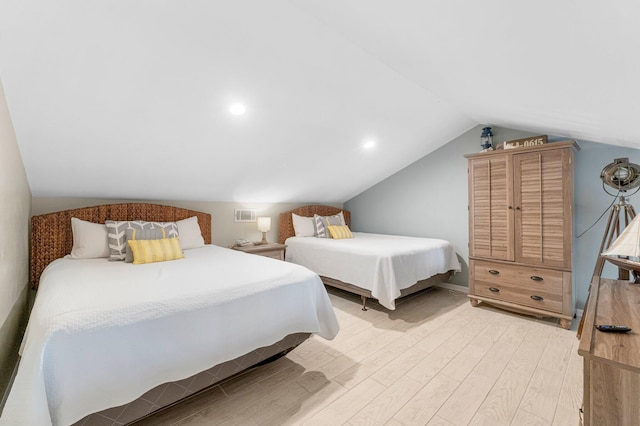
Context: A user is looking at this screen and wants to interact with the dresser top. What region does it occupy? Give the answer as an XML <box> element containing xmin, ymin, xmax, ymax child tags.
<box><xmin>464</xmin><ymin>139</ymin><xmax>580</xmax><ymax>159</ymax></box>
<box><xmin>578</xmin><ymin>277</ymin><xmax>640</xmax><ymax>373</ymax></box>
<box><xmin>231</xmin><ymin>243</ymin><xmax>286</xmax><ymax>253</ymax></box>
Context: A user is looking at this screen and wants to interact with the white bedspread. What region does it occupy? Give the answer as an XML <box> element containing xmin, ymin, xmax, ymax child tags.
<box><xmin>285</xmin><ymin>232</ymin><xmax>461</xmax><ymax>310</ymax></box>
<box><xmin>0</xmin><ymin>245</ymin><xmax>339</xmax><ymax>426</ymax></box>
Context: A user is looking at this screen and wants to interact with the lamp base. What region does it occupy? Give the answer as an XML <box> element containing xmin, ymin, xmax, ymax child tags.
<box><xmin>257</xmin><ymin>232</ymin><xmax>268</xmax><ymax>245</ymax></box>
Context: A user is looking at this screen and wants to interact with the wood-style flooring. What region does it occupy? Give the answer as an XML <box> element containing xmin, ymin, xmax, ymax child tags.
<box><xmin>136</xmin><ymin>286</ymin><xmax>583</xmax><ymax>426</ymax></box>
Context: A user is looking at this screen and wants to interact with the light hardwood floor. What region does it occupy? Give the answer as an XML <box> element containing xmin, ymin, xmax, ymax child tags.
<box><xmin>136</xmin><ymin>286</ymin><xmax>583</xmax><ymax>426</ymax></box>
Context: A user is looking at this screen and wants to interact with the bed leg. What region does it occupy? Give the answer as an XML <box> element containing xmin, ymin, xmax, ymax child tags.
<box><xmin>361</xmin><ymin>295</ymin><xmax>368</xmax><ymax>311</ymax></box>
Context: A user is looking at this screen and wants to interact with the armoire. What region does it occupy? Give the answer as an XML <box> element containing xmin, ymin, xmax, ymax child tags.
<box><xmin>465</xmin><ymin>140</ymin><xmax>580</xmax><ymax>329</ymax></box>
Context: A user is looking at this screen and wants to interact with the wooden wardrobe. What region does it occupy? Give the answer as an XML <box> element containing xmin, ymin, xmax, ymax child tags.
<box><xmin>465</xmin><ymin>140</ymin><xmax>580</xmax><ymax>329</ymax></box>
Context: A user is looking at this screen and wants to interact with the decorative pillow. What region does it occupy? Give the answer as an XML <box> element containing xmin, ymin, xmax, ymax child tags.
<box><xmin>127</xmin><ymin>237</ymin><xmax>185</xmax><ymax>265</ymax></box>
<box><xmin>70</xmin><ymin>217</ymin><xmax>110</xmax><ymax>259</ymax></box>
<box><xmin>313</xmin><ymin>212</ymin><xmax>346</xmax><ymax>238</ymax></box>
<box><xmin>328</xmin><ymin>225</ymin><xmax>354</xmax><ymax>240</ymax></box>
<box><xmin>176</xmin><ymin>216</ymin><xmax>205</xmax><ymax>249</ymax></box>
<box><xmin>292</xmin><ymin>213</ymin><xmax>315</xmax><ymax>237</ymax></box>
<box><xmin>106</xmin><ymin>220</ymin><xmax>179</xmax><ymax>261</ymax></box>
<box><xmin>125</xmin><ymin>228</ymin><xmax>167</xmax><ymax>263</ymax></box>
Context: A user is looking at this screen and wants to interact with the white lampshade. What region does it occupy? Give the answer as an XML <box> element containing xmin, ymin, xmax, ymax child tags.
<box><xmin>257</xmin><ymin>217</ymin><xmax>271</xmax><ymax>232</ymax></box>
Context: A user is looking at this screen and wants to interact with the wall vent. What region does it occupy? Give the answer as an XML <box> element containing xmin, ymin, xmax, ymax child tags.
<box><xmin>234</xmin><ymin>209</ymin><xmax>256</xmax><ymax>222</ymax></box>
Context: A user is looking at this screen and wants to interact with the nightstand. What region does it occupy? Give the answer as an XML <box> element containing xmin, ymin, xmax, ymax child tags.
<box><xmin>231</xmin><ymin>243</ymin><xmax>286</xmax><ymax>261</ymax></box>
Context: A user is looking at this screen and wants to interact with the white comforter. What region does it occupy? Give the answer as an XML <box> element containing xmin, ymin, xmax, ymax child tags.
<box><xmin>0</xmin><ymin>245</ymin><xmax>339</xmax><ymax>426</ymax></box>
<box><xmin>285</xmin><ymin>232</ymin><xmax>461</xmax><ymax>310</ymax></box>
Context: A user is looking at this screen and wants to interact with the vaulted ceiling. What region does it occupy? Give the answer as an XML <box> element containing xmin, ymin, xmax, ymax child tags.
<box><xmin>0</xmin><ymin>1</ymin><xmax>638</xmax><ymax>202</ymax></box>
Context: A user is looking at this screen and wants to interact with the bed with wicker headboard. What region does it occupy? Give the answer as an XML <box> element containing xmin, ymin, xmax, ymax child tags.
<box><xmin>30</xmin><ymin>203</ymin><xmax>212</xmax><ymax>289</ymax></box>
<box><xmin>6</xmin><ymin>203</ymin><xmax>339</xmax><ymax>426</ymax></box>
<box><xmin>279</xmin><ymin>205</ymin><xmax>459</xmax><ymax>311</ymax></box>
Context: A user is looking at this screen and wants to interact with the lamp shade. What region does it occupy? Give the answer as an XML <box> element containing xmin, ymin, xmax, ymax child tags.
<box><xmin>601</xmin><ymin>158</ymin><xmax>640</xmax><ymax>192</ymax></box>
<box><xmin>257</xmin><ymin>217</ymin><xmax>271</xmax><ymax>232</ymax></box>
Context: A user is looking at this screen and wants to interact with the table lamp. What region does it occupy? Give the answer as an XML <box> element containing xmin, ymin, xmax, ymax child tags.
<box><xmin>257</xmin><ymin>217</ymin><xmax>271</xmax><ymax>245</ymax></box>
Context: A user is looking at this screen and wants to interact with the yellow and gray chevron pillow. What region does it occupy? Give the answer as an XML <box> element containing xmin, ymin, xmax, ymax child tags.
<box><xmin>327</xmin><ymin>225</ymin><xmax>354</xmax><ymax>239</ymax></box>
<box><xmin>313</xmin><ymin>212</ymin><xmax>346</xmax><ymax>238</ymax></box>
<box><xmin>127</xmin><ymin>237</ymin><xmax>185</xmax><ymax>264</ymax></box>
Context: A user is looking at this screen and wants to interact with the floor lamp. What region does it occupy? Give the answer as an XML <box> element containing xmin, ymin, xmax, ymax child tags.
<box><xmin>592</xmin><ymin>158</ymin><xmax>640</xmax><ymax>279</ymax></box>
<box><xmin>579</xmin><ymin>158</ymin><xmax>640</xmax><ymax>338</ymax></box>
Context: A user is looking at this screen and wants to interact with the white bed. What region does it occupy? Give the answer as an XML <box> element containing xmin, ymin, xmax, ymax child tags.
<box><xmin>1</xmin><ymin>238</ymin><xmax>338</xmax><ymax>425</ymax></box>
<box><xmin>279</xmin><ymin>206</ymin><xmax>461</xmax><ymax>310</ymax></box>
<box><xmin>285</xmin><ymin>232</ymin><xmax>461</xmax><ymax>310</ymax></box>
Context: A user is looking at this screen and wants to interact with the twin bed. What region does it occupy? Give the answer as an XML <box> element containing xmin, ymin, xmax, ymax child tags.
<box><xmin>2</xmin><ymin>203</ymin><xmax>459</xmax><ymax>426</ymax></box>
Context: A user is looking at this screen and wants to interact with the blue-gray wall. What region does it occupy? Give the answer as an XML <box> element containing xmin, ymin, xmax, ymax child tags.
<box><xmin>345</xmin><ymin>124</ymin><xmax>640</xmax><ymax>309</ymax></box>
<box><xmin>573</xmin><ymin>139</ymin><xmax>640</xmax><ymax>306</ymax></box>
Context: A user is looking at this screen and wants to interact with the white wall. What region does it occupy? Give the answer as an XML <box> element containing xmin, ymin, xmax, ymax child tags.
<box><xmin>0</xmin><ymin>76</ymin><xmax>31</xmax><ymax>399</ymax></box>
<box><xmin>0</xmin><ymin>77</ymin><xmax>30</xmax><ymax>332</ymax></box>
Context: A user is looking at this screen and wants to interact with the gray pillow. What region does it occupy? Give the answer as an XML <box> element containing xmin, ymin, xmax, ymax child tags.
<box><xmin>313</xmin><ymin>213</ymin><xmax>345</xmax><ymax>238</ymax></box>
<box><xmin>106</xmin><ymin>220</ymin><xmax>179</xmax><ymax>261</ymax></box>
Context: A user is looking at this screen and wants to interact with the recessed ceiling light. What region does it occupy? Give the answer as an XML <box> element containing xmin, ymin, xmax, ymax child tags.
<box><xmin>363</xmin><ymin>140</ymin><xmax>376</xmax><ymax>150</ymax></box>
<box><xmin>229</xmin><ymin>103</ymin><xmax>246</xmax><ymax>115</ymax></box>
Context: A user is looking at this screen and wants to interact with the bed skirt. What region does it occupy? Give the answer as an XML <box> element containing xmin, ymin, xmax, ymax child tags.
<box><xmin>321</xmin><ymin>271</ymin><xmax>453</xmax><ymax>310</ymax></box>
<box><xmin>73</xmin><ymin>333</ymin><xmax>311</xmax><ymax>426</ymax></box>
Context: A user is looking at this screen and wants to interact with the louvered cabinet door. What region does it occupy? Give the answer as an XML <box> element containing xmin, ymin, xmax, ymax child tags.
<box><xmin>513</xmin><ymin>148</ymin><xmax>573</xmax><ymax>268</ymax></box>
<box><xmin>468</xmin><ymin>156</ymin><xmax>514</xmax><ymax>261</ymax></box>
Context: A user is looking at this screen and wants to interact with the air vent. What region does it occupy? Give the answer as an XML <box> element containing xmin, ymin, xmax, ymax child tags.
<box><xmin>234</xmin><ymin>209</ymin><xmax>256</xmax><ymax>222</ymax></box>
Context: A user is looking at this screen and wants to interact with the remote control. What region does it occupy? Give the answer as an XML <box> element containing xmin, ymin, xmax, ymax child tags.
<box><xmin>596</xmin><ymin>325</ymin><xmax>632</xmax><ymax>333</ymax></box>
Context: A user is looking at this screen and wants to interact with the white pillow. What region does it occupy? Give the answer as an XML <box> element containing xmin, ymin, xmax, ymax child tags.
<box><xmin>292</xmin><ymin>213</ymin><xmax>315</xmax><ymax>237</ymax></box>
<box><xmin>177</xmin><ymin>216</ymin><xmax>205</xmax><ymax>249</ymax></box>
<box><xmin>70</xmin><ymin>217</ymin><xmax>110</xmax><ymax>259</ymax></box>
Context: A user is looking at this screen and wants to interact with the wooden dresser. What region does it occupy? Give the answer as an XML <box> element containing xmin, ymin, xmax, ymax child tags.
<box><xmin>578</xmin><ymin>277</ymin><xmax>640</xmax><ymax>425</ymax></box>
<box><xmin>465</xmin><ymin>140</ymin><xmax>579</xmax><ymax>328</ymax></box>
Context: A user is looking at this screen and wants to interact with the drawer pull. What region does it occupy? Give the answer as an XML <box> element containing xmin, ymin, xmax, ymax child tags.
<box><xmin>488</xmin><ymin>270</ymin><xmax>500</xmax><ymax>275</ymax></box>
<box><xmin>489</xmin><ymin>287</ymin><xmax>500</xmax><ymax>293</ymax></box>
<box><xmin>530</xmin><ymin>295</ymin><xmax>544</xmax><ymax>301</ymax></box>
<box><xmin>530</xmin><ymin>275</ymin><xmax>544</xmax><ymax>282</ymax></box>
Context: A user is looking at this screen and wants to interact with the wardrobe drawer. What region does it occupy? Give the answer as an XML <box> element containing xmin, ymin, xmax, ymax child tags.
<box><xmin>473</xmin><ymin>280</ymin><xmax>564</xmax><ymax>313</ymax></box>
<box><xmin>473</xmin><ymin>260</ymin><xmax>563</xmax><ymax>294</ymax></box>
<box><xmin>471</xmin><ymin>260</ymin><xmax>565</xmax><ymax>314</ymax></box>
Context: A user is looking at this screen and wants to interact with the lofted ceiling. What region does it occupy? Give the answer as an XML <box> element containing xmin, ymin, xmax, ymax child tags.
<box><xmin>0</xmin><ymin>1</ymin><xmax>638</xmax><ymax>203</ymax></box>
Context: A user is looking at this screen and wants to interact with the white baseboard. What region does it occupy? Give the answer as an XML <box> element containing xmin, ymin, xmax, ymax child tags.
<box><xmin>435</xmin><ymin>282</ymin><xmax>468</xmax><ymax>294</ymax></box>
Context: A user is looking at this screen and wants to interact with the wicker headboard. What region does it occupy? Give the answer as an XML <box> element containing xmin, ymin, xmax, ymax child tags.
<box><xmin>278</xmin><ymin>205</ymin><xmax>351</xmax><ymax>244</ymax></box>
<box><xmin>30</xmin><ymin>203</ymin><xmax>212</xmax><ymax>289</ymax></box>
